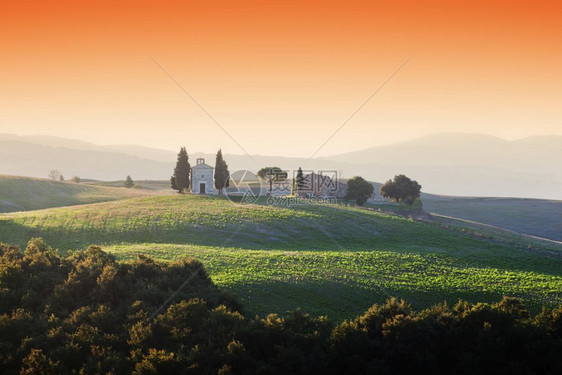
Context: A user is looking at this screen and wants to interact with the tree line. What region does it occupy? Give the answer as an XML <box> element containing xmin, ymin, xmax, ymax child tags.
<box><xmin>47</xmin><ymin>170</ymin><xmax>135</xmax><ymax>188</ymax></box>
<box><xmin>1</xmin><ymin>238</ymin><xmax>562</xmax><ymax>374</ymax></box>
<box><xmin>254</xmin><ymin>166</ymin><xmax>422</xmax><ymax>207</ymax></box>
<box><xmin>346</xmin><ymin>174</ymin><xmax>422</xmax><ymax>206</ymax></box>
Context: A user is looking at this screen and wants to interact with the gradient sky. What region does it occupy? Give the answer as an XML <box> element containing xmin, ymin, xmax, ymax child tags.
<box><xmin>1</xmin><ymin>0</ymin><xmax>561</xmax><ymax>157</ymax></box>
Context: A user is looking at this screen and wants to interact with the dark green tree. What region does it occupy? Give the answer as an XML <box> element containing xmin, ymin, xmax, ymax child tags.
<box><xmin>124</xmin><ymin>175</ymin><xmax>134</xmax><ymax>188</ymax></box>
<box><xmin>214</xmin><ymin>149</ymin><xmax>230</xmax><ymax>195</ymax></box>
<box><xmin>346</xmin><ymin>176</ymin><xmax>374</xmax><ymax>206</ymax></box>
<box><xmin>170</xmin><ymin>175</ymin><xmax>178</xmax><ymax>191</ymax></box>
<box><xmin>171</xmin><ymin>147</ymin><xmax>191</xmax><ymax>193</ymax></box>
<box><xmin>380</xmin><ymin>174</ymin><xmax>422</xmax><ymax>206</ymax></box>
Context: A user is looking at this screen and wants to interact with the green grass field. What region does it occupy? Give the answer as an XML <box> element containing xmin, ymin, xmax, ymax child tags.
<box><xmin>1</xmin><ymin>193</ymin><xmax>561</xmax><ymax>320</ymax></box>
<box><xmin>0</xmin><ymin>175</ymin><xmax>149</xmax><ymax>212</ymax></box>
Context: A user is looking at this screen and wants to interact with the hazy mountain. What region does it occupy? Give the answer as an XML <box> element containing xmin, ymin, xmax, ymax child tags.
<box><xmin>0</xmin><ymin>133</ymin><xmax>108</xmax><ymax>153</ymax></box>
<box><xmin>102</xmin><ymin>145</ymin><xmax>177</xmax><ymax>163</ymax></box>
<box><xmin>323</xmin><ymin>133</ymin><xmax>562</xmax><ymax>199</ymax></box>
<box><xmin>0</xmin><ymin>138</ymin><xmax>172</xmax><ymax>181</ymax></box>
<box><xmin>1</xmin><ymin>132</ymin><xmax>561</xmax><ymax>199</ymax></box>
<box><xmin>327</xmin><ymin>133</ymin><xmax>562</xmax><ymax>168</ymax></box>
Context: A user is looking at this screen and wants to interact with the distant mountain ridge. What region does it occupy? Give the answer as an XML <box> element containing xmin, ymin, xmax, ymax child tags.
<box><xmin>327</xmin><ymin>133</ymin><xmax>562</xmax><ymax>168</ymax></box>
<box><xmin>1</xmin><ymin>132</ymin><xmax>561</xmax><ymax>199</ymax></box>
<box><xmin>320</xmin><ymin>133</ymin><xmax>562</xmax><ymax>199</ymax></box>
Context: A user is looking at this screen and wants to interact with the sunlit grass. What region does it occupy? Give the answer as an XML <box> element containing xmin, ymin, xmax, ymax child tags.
<box><xmin>104</xmin><ymin>242</ymin><xmax>562</xmax><ymax>319</ymax></box>
<box><xmin>1</xmin><ymin>194</ymin><xmax>562</xmax><ymax>319</ymax></box>
<box><xmin>0</xmin><ymin>175</ymin><xmax>148</xmax><ymax>212</ymax></box>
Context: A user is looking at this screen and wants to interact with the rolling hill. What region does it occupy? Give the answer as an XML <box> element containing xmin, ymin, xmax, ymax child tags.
<box><xmin>3</xmin><ymin>173</ymin><xmax>560</xmax><ymax>243</ymax></box>
<box><xmin>0</xmin><ymin>175</ymin><xmax>149</xmax><ymax>212</ymax></box>
<box><xmin>1</xmin><ymin>194</ymin><xmax>561</xmax><ymax>319</ymax></box>
<box><xmin>421</xmin><ymin>195</ymin><xmax>562</xmax><ymax>242</ymax></box>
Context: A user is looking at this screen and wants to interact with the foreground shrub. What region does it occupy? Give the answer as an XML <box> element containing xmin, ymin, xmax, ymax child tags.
<box><xmin>1</xmin><ymin>239</ymin><xmax>561</xmax><ymax>374</ymax></box>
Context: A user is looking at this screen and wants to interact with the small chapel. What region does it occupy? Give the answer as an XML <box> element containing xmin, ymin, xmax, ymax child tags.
<box><xmin>191</xmin><ymin>158</ymin><xmax>215</xmax><ymax>194</ymax></box>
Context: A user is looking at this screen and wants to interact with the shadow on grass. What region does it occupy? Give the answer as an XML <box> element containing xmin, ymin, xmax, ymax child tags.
<box><xmin>209</xmin><ymin>278</ymin><xmax>541</xmax><ymax>321</ymax></box>
<box><xmin>2</xmin><ymin>211</ymin><xmax>562</xmax><ymax>279</ymax></box>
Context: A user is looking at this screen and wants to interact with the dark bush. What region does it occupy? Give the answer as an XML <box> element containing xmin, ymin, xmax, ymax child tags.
<box><xmin>1</xmin><ymin>239</ymin><xmax>561</xmax><ymax>374</ymax></box>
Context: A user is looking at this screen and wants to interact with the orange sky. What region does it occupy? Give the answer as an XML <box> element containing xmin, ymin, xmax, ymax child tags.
<box><xmin>1</xmin><ymin>0</ymin><xmax>561</xmax><ymax>156</ymax></box>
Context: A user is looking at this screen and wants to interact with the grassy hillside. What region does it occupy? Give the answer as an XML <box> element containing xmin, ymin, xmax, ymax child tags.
<box><xmin>422</xmin><ymin>195</ymin><xmax>562</xmax><ymax>241</ymax></box>
<box><xmin>0</xmin><ymin>175</ymin><xmax>148</xmax><ymax>212</ymax></box>
<box><xmin>1</xmin><ymin>194</ymin><xmax>561</xmax><ymax>319</ymax></box>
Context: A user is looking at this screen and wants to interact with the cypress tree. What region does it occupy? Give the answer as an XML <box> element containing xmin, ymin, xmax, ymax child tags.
<box><xmin>172</xmin><ymin>147</ymin><xmax>191</xmax><ymax>193</ymax></box>
<box><xmin>214</xmin><ymin>149</ymin><xmax>230</xmax><ymax>194</ymax></box>
<box><xmin>170</xmin><ymin>175</ymin><xmax>178</xmax><ymax>191</ymax></box>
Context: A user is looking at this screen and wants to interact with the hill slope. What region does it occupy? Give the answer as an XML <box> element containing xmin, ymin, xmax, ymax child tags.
<box><xmin>0</xmin><ymin>175</ymin><xmax>148</xmax><ymax>212</ymax></box>
<box><xmin>421</xmin><ymin>195</ymin><xmax>562</xmax><ymax>242</ymax></box>
<box><xmin>1</xmin><ymin>194</ymin><xmax>561</xmax><ymax>319</ymax></box>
